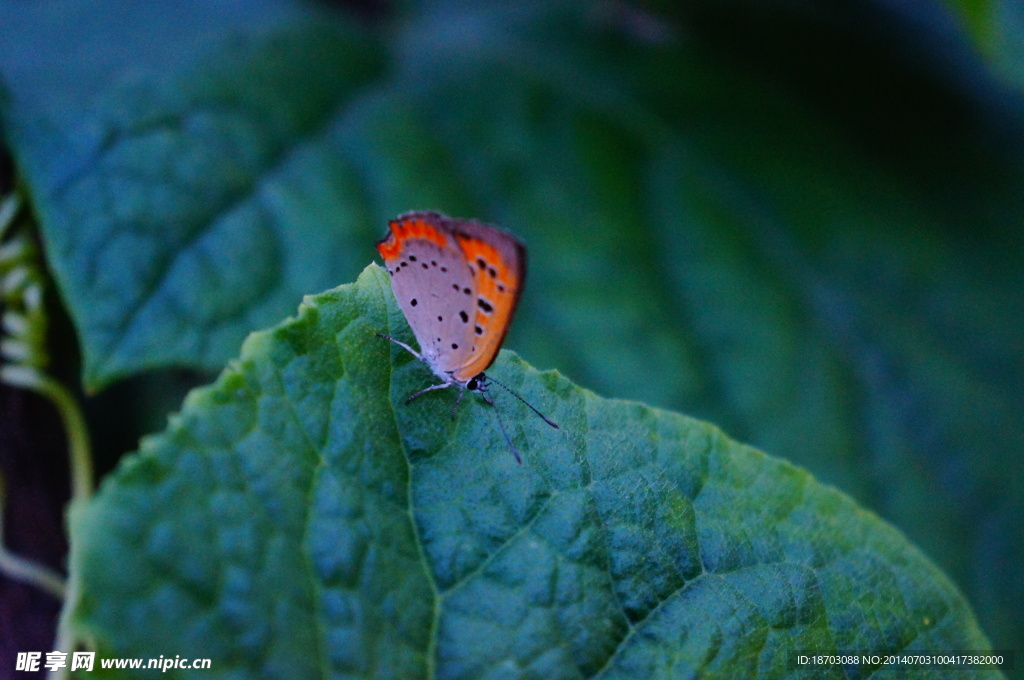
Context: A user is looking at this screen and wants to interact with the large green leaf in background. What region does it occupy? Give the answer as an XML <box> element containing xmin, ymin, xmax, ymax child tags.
<box><xmin>0</xmin><ymin>1</ymin><xmax>384</xmax><ymax>388</ymax></box>
<box><xmin>0</xmin><ymin>0</ymin><xmax>1021</xmax><ymax>671</ymax></box>
<box><xmin>69</xmin><ymin>266</ymin><xmax>1001</xmax><ymax>678</ymax></box>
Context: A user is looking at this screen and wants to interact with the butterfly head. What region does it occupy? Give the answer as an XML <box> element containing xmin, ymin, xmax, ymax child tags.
<box><xmin>465</xmin><ymin>373</ymin><xmax>488</xmax><ymax>393</ymax></box>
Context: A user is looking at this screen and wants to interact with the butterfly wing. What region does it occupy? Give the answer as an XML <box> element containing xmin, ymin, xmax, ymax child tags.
<box><xmin>377</xmin><ymin>212</ymin><xmax>527</xmax><ymax>384</ymax></box>
<box><xmin>377</xmin><ymin>212</ymin><xmax>478</xmax><ymax>375</ymax></box>
<box><xmin>446</xmin><ymin>219</ymin><xmax>526</xmax><ymax>383</ymax></box>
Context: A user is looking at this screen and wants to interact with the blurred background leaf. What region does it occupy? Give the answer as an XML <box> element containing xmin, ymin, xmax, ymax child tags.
<box><xmin>0</xmin><ymin>1</ymin><xmax>384</xmax><ymax>389</ymax></box>
<box><xmin>0</xmin><ymin>0</ymin><xmax>1021</xmax><ymax>673</ymax></box>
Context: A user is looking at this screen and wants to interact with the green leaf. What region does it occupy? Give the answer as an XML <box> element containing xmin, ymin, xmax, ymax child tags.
<box><xmin>945</xmin><ymin>0</ymin><xmax>997</xmax><ymax>49</ymax></box>
<box><xmin>68</xmin><ymin>265</ymin><xmax>1000</xmax><ymax>679</ymax></box>
<box><xmin>0</xmin><ymin>0</ymin><xmax>384</xmax><ymax>390</ymax></box>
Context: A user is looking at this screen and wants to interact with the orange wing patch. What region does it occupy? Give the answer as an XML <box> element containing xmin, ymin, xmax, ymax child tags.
<box><xmin>452</xmin><ymin>234</ymin><xmax>522</xmax><ymax>381</ymax></box>
<box><xmin>376</xmin><ymin>215</ymin><xmax>449</xmax><ymax>261</ymax></box>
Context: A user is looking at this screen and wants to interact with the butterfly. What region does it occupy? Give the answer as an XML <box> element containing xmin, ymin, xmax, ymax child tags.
<box><xmin>376</xmin><ymin>211</ymin><xmax>558</xmax><ymax>462</ymax></box>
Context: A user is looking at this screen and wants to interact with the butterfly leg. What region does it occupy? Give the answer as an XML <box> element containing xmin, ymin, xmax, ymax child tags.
<box><xmin>376</xmin><ymin>333</ymin><xmax>423</xmax><ymax>361</ymax></box>
<box><xmin>450</xmin><ymin>387</ymin><xmax>465</xmax><ymax>420</ymax></box>
<box><xmin>405</xmin><ymin>382</ymin><xmax>452</xmax><ymax>405</ymax></box>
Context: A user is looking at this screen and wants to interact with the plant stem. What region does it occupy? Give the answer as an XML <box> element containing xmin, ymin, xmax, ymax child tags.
<box><xmin>0</xmin><ymin>544</ymin><xmax>67</xmax><ymax>599</ymax></box>
<box><xmin>3</xmin><ymin>368</ymin><xmax>93</xmax><ymax>680</ymax></box>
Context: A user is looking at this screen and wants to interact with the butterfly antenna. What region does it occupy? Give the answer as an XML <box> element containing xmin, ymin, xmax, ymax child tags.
<box><xmin>482</xmin><ymin>393</ymin><xmax>522</xmax><ymax>465</ymax></box>
<box><xmin>486</xmin><ymin>375</ymin><xmax>559</xmax><ymax>429</ymax></box>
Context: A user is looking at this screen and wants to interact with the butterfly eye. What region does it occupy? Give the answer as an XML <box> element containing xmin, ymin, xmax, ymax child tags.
<box><xmin>467</xmin><ymin>378</ymin><xmax>479</xmax><ymax>391</ymax></box>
